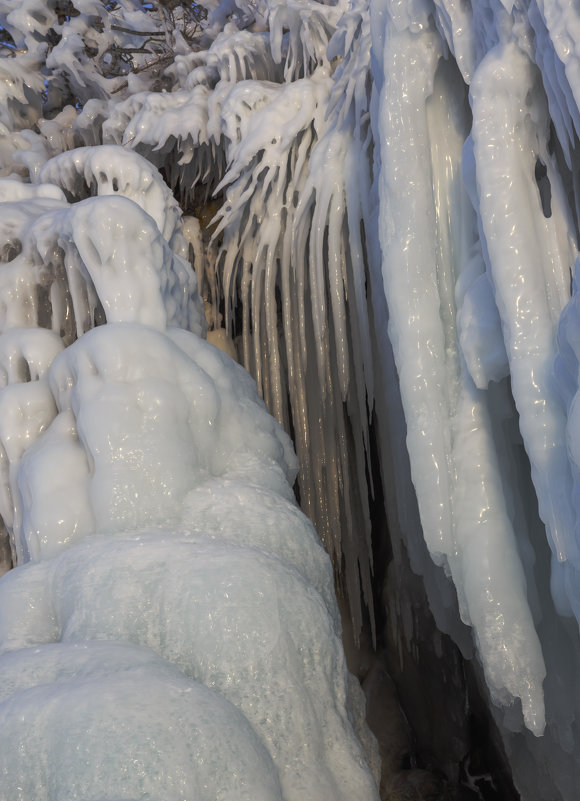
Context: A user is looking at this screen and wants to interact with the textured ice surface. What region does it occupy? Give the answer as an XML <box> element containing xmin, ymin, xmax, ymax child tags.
<box><xmin>369</xmin><ymin>0</ymin><xmax>580</xmax><ymax>797</ymax></box>
<box><xmin>0</xmin><ymin>642</ymin><xmax>283</xmax><ymax>801</ymax></box>
<box><xmin>0</xmin><ymin>138</ymin><xmax>378</xmax><ymax>799</ymax></box>
<box><xmin>0</xmin><ymin>324</ymin><xmax>375</xmax><ymax>799</ymax></box>
<box><xmin>13</xmin><ymin>323</ymin><xmax>298</xmax><ymax>559</ymax></box>
<box><xmin>0</xmin><ymin>531</ymin><xmax>375</xmax><ymax>801</ymax></box>
<box><xmin>0</xmin><ymin>322</ymin><xmax>378</xmax><ymax>801</ymax></box>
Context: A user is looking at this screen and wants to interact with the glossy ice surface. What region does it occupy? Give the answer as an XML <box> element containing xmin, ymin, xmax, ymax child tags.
<box><xmin>0</xmin><ymin>153</ymin><xmax>379</xmax><ymax>800</ymax></box>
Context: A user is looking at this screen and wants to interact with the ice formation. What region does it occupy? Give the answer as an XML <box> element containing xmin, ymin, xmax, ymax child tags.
<box><xmin>368</xmin><ymin>2</ymin><xmax>580</xmax><ymax>797</ymax></box>
<box><xmin>0</xmin><ymin>150</ymin><xmax>379</xmax><ymax>799</ymax></box>
<box><xmin>3</xmin><ymin>0</ymin><xmax>580</xmax><ymax>798</ymax></box>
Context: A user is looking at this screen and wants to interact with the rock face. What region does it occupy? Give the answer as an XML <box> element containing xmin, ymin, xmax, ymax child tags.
<box><xmin>0</xmin><ymin>522</ymin><xmax>10</xmax><ymax>577</ymax></box>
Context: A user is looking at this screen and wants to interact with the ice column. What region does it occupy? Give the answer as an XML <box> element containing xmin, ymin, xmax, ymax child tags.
<box><xmin>470</xmin><ymin>42</ymin><xmax>580</xmax><ymax>612</ymax></box>
<box><xmin>372</xmin><ymin>5</ymin><xmax>547</xmax><ymax>732</ymax></box>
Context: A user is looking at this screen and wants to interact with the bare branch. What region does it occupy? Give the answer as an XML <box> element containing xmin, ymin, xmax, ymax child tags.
<box><xmin>110</xmin><ymin>25</ymin><xmax>165</xmax><ymax>37</ymax></box>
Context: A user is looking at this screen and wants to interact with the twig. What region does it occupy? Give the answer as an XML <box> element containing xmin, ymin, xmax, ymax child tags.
<box><xmin>111</xmin><ymin>25</ymin><xmax>165</xmax><ymax>36</ymax></box>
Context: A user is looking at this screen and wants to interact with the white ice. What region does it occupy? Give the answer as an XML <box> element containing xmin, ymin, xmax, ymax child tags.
<box><xmin>373</xmin><ymin>12</ymin><xmax>547</xmax><ymax>733</ymax></box>
<box><xmin>6</xmin><ymin>0</ymin><xmax>580</xmax><ymax>798</ymax></box>
<box><xmin>0</xmin><ymin>146</ymin><xmax>379</xmax><ymax>800</ymax></box>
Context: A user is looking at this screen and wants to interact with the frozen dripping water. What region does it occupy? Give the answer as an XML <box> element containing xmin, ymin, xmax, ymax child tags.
<box><xmin>0</xmin><ymin>235</ymin><xmax>378</xmax><ymax>799</ymax></box>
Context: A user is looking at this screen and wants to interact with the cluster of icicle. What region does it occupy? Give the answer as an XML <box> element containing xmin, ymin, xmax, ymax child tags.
<box><xmin>0</xmin><ymin>0</ymin><xmax>378</xmax><ymax>640</ymax></box>
<box><xmin>0</xmin><ymin>146</ymin><xmax>379</xmax><ymax>799</ymax></box>
<box><xmin>97</xmin><ymin>0</ymin><xmax>378</xmax><ymax>637</ymax></box>
<box><xmin>370</xmin><ymin>1</ymin><xmax>580</xmax><ymax>799</ymax></box>
<box><xmin>60</xmin><ymin>3</ymin><xmax>580</xmax><ymax>778</ymax></box>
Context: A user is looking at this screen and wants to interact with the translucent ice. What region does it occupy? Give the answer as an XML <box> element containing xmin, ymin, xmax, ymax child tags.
<box><xmin>373</xmin><ymin>14</ymin><xmax>547</xmax><ymax>733</ymax></box>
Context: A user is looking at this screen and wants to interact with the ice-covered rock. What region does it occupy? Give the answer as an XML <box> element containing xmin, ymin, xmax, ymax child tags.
<box><xmin>0</xmin><ymin>149</ymin><xmax>378</xmax><ymax>800</ymax></box>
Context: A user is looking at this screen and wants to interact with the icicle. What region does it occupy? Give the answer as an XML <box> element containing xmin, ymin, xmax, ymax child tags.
<box><xmin>0</xmin><ymin>53</ymin><xmax>44</xmax><ymax>131</ymax></box>
<box><xmin>527</xmin><ymin>0</ymin><xmax>580</xmax><ymax>166</ymax></box>
<box><xmin>374</xmin><ymin>9</ymin><xmax>547</xmax><ymax>730</ymax></box>
<box><xmin>376</xmin><ymin>21</ymin><xmax>455</xmax><ymax>561</ymax></box>
<box><xmin>0</xmin><ymin>329</ymin><xmax>64</xmax><ymax>387</ymax></box>
<box><xmin>470</xmin><ymin>42</ymin><xmax>579</xmax><ymax>583</ymax></box>
<box><xmin>0</xmin><ymin>187</ymin><xmax>204</xmax><ymax>340</ymax></box>
<box><xmin>0</xmin><ymin>381</ymin><xmax>57</xmax><ymax>564</ymax></box>
<box><xmin>211</xmin><ymin>55</ymin><xmax>379</xmax><ymax>638</ymax></box>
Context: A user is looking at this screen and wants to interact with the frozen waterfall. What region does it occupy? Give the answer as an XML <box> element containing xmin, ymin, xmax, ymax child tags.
<box><xmin>0</xmin><ymin>155</ymin><xmax>379</xmax><ymax>800</ymax></box>
<box><xmin>370</xmin><ymin>1</ymin><xmax>580</xmax><ymax>798</ymax></box>
<box><xmin>2</xmin><ymin>0</ymin><xmax>580</xmax><ymax>798</ymax></box>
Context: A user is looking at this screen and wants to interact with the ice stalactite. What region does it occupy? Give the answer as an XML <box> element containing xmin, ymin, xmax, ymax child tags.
<box><xmin>206</xmin><ymin>0</ymin><xmax>380</xmax><ymax>636</ymax></box>
<box><xmin>373</xmin><ymin>8</ymin><xmax>547</xmax><ymax>734</ymax></box>
<box><xmin>60</xmin><ymin>0</ymin><xmax>381</xmax><ymax>640</ymax></box>
<box><xmin>0</xmin><ymin>151</ymin><xmax>380</xmax><ymax>800</ymax></box>
<box><xmin>370</xmin><ymin>0</ymin><xmax>580</xmax><ymax>797</ymax></box>
<box><xmin>471</xmin><ymin>42</ymin><xmax>577</xmax><ymax>556</ymax></box>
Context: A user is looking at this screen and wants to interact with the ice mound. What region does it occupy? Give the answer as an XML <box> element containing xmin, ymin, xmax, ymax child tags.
<box><xmin>13</xmin><ymin>323</ymin><xmax>297</xmax><ymax>560</ymax></box>
<box><xmin>0</xmin><ymin>321</ymin><xmax>378</xmax><ymax>799</ymax></box>
<box><xmin>0</xmin><ymin>140</ymin><xmax>378</xmax><ymax>799</ymax></box>
<box><xmin>0</xmin><ymin>530</ymin><xmax>376</xmax><ymax>801</ymax></box>
<box><xmin>0</xmin><ymin>642</ymin><xmax>283</xmax><ymax>801</ymax></box>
